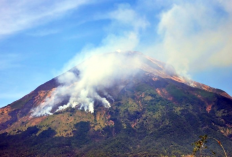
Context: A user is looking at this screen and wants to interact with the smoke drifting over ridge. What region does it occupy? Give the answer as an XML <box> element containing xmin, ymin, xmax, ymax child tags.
<box><xmin>31</xmin><ymin>0</ymin><xmax>232</xmax><ymax>116</ymax></box>
<box><xmin>31</xmin><ymin>52</ymin><xmax>142</xmax><ymax>116</ymax></box>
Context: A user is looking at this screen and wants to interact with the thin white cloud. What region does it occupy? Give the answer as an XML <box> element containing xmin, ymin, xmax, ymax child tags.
<box><xmin>62</xmin><ymin>31</ymin><xmax>139</xmax><ymax>72</ymax></box>
<box><xmin>0</xmin><ymin>0</ymin><xmax>91</xmax><ymax>38</ymax></box>
<box><xmin>0</xmin><ymin>53</ymin><xmax>22</xmax><ymax>70</ymax></box>
<box><xmin>94</xmin><ymin>3</ymin><xmax>149</xmax><ymax>33</ymax></box>
<box><xmin>61</xmin><ymin>3</ymin><xmax>148</xmax><ymax>72</ymax></box>
<box><xmin>108</xmin><ymin>4</ymin><xmax>149</xmax><ymax>31</ymax></box>
<box><xmin>27</xmin><ymin>29</ymin><xmax>60</xmax><ymax>37</ymax></box>
<box><xmin>137</xmin><ymin>0</ymin><xmax>173</xmax><ymax>10</ymax></box>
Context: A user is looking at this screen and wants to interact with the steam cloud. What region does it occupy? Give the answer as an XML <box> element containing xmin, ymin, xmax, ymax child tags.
<box><xmin>31</xmin><ymin>52</ymin><xmax>142</xmax><ymax>116</ymax></box>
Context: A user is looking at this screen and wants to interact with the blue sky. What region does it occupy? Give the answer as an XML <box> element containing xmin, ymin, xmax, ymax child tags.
<box><xmin>0</xmin><ymin>0</ymin><xmax>232</xmax><ymax>108</ymax></box>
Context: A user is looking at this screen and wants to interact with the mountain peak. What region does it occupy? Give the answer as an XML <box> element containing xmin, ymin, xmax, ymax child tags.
<box><xmin>1</xmin><ymin>53</ymin><xmax>232</xmax><ymax>156</ymax></box>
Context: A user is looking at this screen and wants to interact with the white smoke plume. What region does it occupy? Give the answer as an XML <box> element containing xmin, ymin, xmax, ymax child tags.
<box><xmin>31</xmin><ymin>0</ymin><xmax>232</xmax><ymax>116</ymax></box>
<box><xmin>141</xmin><ymin>0</ymin><xmax>232</xmax><ymax>76</ymax></box>
<box><xmin>31</xmin><ymin>3</ymin><xmax>145</xmax><ymax>117</ymax></box>
<box><xmin>31</xmin><ymin>52</ymin><xmax>142</xmax><ymax>116</ymax></box>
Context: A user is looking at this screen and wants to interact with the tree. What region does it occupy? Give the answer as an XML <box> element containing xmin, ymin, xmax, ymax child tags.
<box><xmin>192</xmin><ymin>135</ymin><xmax>227</xmax><ymax>157</ymax></box>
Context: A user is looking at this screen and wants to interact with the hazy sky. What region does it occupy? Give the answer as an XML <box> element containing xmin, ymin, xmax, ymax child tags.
<box><xmin>0</xmin><ymin>0</ymin><xmax>232</xmax><ymax>108</ymax></box>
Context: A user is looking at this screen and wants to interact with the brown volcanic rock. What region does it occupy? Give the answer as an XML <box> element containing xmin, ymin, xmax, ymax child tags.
<box><xmin>0</xmin><ymin>77</ymin><xmax>59</xmax><ymax>133</ymax></box>
<box><xmin>140</xmin><ymin>54</ymin><xmax>232</xmax><ymax>100</ymax></box>
<box><xmin>191</xmin><ymin>81</ymin><xmax>232</xmax><ymax>99</ymax></box>
<box><xmin>0</xmin><ymin>106</ymin><xmax>12</xmax><ymax>125</ymax></box>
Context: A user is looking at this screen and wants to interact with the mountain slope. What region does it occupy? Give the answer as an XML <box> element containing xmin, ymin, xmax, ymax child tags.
<box><xmin>0</xmin><ymin>52</ymin><xmax>232</xmax><ymax>156</ymax></box>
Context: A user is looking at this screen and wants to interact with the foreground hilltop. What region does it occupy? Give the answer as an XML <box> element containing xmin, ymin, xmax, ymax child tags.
<box><xmin>0</xmin><ymin>52</ymin><xmax>232</xmax><ymax>156</ymax></box>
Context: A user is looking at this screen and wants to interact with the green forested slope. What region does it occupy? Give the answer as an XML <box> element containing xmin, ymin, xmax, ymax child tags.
<box><xmin>0</xmin><ymin>75</ymin><xmax>232</xmax><ymax>157</ymax></box>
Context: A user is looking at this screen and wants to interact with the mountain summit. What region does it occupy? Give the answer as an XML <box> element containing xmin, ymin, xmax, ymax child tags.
<box><xmin>0</xmin><ymin>52</ymin><xmax>232</xmax><ymax>156</ymax></box>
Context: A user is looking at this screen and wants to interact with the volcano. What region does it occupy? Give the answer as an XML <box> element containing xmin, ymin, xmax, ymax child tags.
<box><xmin>0</xmin><ymin>52</ymin><xmax>232</xmax><ymax>156</ymax></box>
